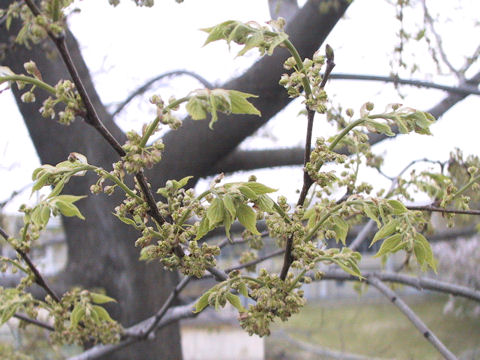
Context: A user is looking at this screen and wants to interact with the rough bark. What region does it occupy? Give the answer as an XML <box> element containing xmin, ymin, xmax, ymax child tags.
<box><xmin>1</xmin><ymin>0</ymin><xmax>352</xmax><ymax>358</ymax></box>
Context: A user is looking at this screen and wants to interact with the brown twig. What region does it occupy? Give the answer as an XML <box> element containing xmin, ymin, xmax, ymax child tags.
<box><xmin>0</xmin><ymin>226</ymin><xmax>60</xmax><ymax>303</ymax></box>
<box><xmin>280</xmin><ymin>44</ymin><xmax>336</xmax><ymax>280</ymax></box>
<box><xmin>14</xmin><ymin>313</ymin><xmax>55</xmax><ymax>332</ymax></box>
<box><xmin>23</xmin><ymin>0</ymin><xmax>170</xmax><ymax>230</ymax></box>
<box><xmin>406</xmin><ymin>205</ymin><xmax>480</xmax><ymax>216</ymax></box>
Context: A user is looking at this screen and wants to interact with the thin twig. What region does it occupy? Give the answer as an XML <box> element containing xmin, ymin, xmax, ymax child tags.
<box><xmin>280</xmin><ymin>45</ymin><xmax>336</xmax><ymax>281</ymax></box>
<box><xmin>406</xmin><ymin>205</ymin><xmax>480</xmax><ymax>216</ymax></box>
<box><xmin>329</xmin><ymin>73</ymin><xmax>480</xmax><ymax>96</ymax></box>
<box><xmin>112</xmin><ymin>70</ymin><xmax>213</xmax><ymax>117</ymax></box>
<box><xmin>320</xmin><ymin>270</ymin><xmax>480</xmax><ymax>303</ymax></box>
<box><xmin>14</xmin><ymin>313</ymin><xmax>55</xmax><ymax>332</ymax></box>
<box><xmin>368</xmin><ymin>276</ymin><xmax>457</xmax><ymax>360</ymax></box>
<box><xmin>0</xmin><ymin>226</ymin><xmax>60</xmax><ymax>303</ymax></box>
<box><xmin>421</xmin><ymin>0</ymin><xmax>462</xmax><ymax>80</ymax></box>
<box><xmin>136</xmin><ymin>276</ymin><xmax>191</xmax><ymax>339</ymax></box>
<box><xmin>23</xmin><ymin>0</ymin><xmax>171</xmax><ymax>236</ymax></box>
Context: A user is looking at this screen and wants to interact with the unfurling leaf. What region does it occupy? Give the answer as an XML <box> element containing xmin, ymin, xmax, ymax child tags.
<box><xmin>207</xmin><ymin>198</ymin><xmax>225</xmax><ymax>225</ymax></box>
<box><xmin>332</xmin><ymin>216</ymin><xmax>349</xmax><ymax>245</ymax></box>
<box><xmin>242</xmin><ymin>182</ymin><xmax>277</xmax><ymax>195</ymax></box>
<box><xmin>229</xmin><ymin>90</ymin><xmax>261</xmax><ymax>117</ymax></box>
<box><xmin>371</xmin><ymin>219</ymin><xmax>399</xmax><ymax>245</ymax></box>
<box><xmin>226</xmin><ymin>293</ymin><xmax>246</xmax><ymax>312</ymax></box>
<box><xmin>55</xmin><ymin>200</ymin><xmax>85</xmax><ymax>220</ymax></box>
<box><xmin>255</xmin><ymin>194</ymin><xmax>275</xmax><ymax>213</ymax></box>
<box><xmin>193</xmin><ymin>291</ymin><xmax>212</xmax><ymax>313</ymax></box>
<box><xmin>237</xmin><ymin>282</ymin><xmax>249</xmax><ymax>298</ymax></box>
<box><xmin>223</xmin><ymin>194</ymin><xmax>237</xmax><ymax>218</ymax></box>
<box><xmin>236</xmin><ymin>204</ymin><xmax>260</xmax><ymax>235</ymax></box>
<box><xmin>92</xmin><ymin>305</ymin><xmax>114</xmax><ymax>322</ymax></box>
<box><xmin>195</xmin><ymin>217</ymin><xmax>211</xmax><ymax>240</ymax></box>
<box><xmin>90</xmin><ymin>292</ymin><xmax>117</xmax><ymax>304</ymax></box>
<box><xmin>387</xmin><ymin>199</ymin><xmax>408</xmax><ymax>215</ymax></box>
<box><xmin>238</xmin><ymin>185</ymin><xmax>258</xmax><ymax>200</ymax></box>
<box><xmin>374</xmin><ymin>233</ymin><xmax>404</xmax><ymax>258</ymax></box>
<box><xmin>70</xmin><ymin>304</ymin><xmax>85</xmax><ymax>328</ymax></box>
<box><xmin>414</xmin><ymin>233</ymin><xmax>437</xmax><ymax>272</ymax></box>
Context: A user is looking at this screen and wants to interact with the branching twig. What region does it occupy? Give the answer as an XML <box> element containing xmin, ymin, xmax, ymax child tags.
<box><xmin>135</xmin><ymin>276</ymin><xmax>191</xmax><ymax>340</ymax></box>
<box><xmin>111</xmin><ymin>70</ymin><xmax>213</xmax><ymax>117</ymax></box>
<box><xmin>368</xmin><ymin>276</ymin><xmax>457</xmax><ymax>360</ymax></box>
<box><xmin>280</xmin><ymin>45</ymin><xmax>336</xmax><ymax>281</ymax></box>
<box><xmin>0</xmin><ymin>226</ymin><xmax>60</xmax><ymax>302</ymax></box>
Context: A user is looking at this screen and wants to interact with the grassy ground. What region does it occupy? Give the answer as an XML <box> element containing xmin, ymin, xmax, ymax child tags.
<box><xmin>266</xmin><ymin>295</ymin><xmax>480</xmax><ymax>360</ymax></box>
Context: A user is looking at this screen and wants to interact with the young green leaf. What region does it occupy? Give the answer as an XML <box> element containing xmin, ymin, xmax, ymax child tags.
<box><xmin>226</xmin><ymin>293</ymin><xmax>246</xmax><ymax>312</ymax></box>
<box><xmin>228</xmin><ymin>90</ymin><xmax>261</xmax><ymax>117</ymax></box>
<box><xmin>207</xmin><ymin>198</ymin><xmax>225</xmax><ymax>225</ymax></box>
<box><xmin>374</xmin><ymin>233</ymin><xmax>403</xmax><ymax>258</ymax></box>
<box><xmin>55</xmin><ymin>200</ymin><xmax>85</xmax><ymax>220</ymax></box>
<box><xmin>195</xmin><ymin>217</ymin><xmax>211</xmax><ymax>240</ymax></box>
<box><xmin>364</xmin><ymin>204</ymin><xmax>381</xmax><ymax>228</ymax></box>
<box><xmin>414</xmin><ymin>233</ymin><xmax>437</xmax><ymax>272</ymax></box>
<box><xmin>49</xmin><ymin>179</ymin><xmax>66</xmax><ymax>198</ymax></box>
<box><xmin>387</xmin><ymin>199</ymin><xmax>408</xmax><ymax>215</ymax></box>
<box><xmin>201</xmin><ymin>20</ymin><xmax>237</xmax><ymax>46</ymax></box>
<box><xmin>242</xmin><ymin>182</ymin><xmax>277</xmax><ymax>195</ymax></box>
<box><xmin>90</xmin><ymin>292</ymin><xmax>117</xmax><ymax>304</ymax></box>
<box><xmin>238</xmin><ymin>185</ymin><xmax>258</xmax><ymax>200</ymax></box>
<box><xmin>255</xmin><ymin>194</ymin><xmax>275</xmax><ymax>213</ymax></box>
<box><xmin>172</xmin><ymin>176</ymin><xmax>193</xmax><ymax>190</ymax></box>
<box><xmin>92</xmin><ymin>305</ymin><xmax>114</xmax><ymax>322</ymax></box>
<box><xmin>237</xmin><ymin>282</ymin><xmax>249</xmax><ymax>298</ymax></box>
<box><xmin>55</xmin><ymin>195</ymin><xmax>86</xmax><ymax>203</ymax></box>
<box><xmin>193</xmin><ymin>291</ymin><xmax>212</xmax><ymax>313</ymax></box>
<box><xmin>186</xmin><ymin>97</ymin><xmax>208</xmax><ymax>120</ymax></box>
<box><xmin>236</xmin><ymin>203</ymin><xmax>260</xmax><ymax>235</ymax></box>
<box><xmin>332</xmin><ymin>216</ymin><xmax>349</xmax><ymax>245</ymax></box>
<box><xmin>370</xmin><ymin>219</ymin><xmax>399</xmax><ymax>246</ymax></box>
<box><xmin>70</xmin><ymin>304</ymin><xmax>85</xmax><ymax>328</ymax></box>
<box><xmin>365</xmin><ymin>120</ymin><xmax>395</xmax><ymax>136</ymax></box>
<box><xmin>223</xmin><ymin>194</ymin><xmax>237</xmax><ymax>218</ymax></box>
<box><xmin>223</xmin><ymin>212</ymin><xmax>233</xmax><ymax>241</ymax></box>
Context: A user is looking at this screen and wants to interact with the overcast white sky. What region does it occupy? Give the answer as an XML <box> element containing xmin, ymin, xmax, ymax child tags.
<box><xmin>1</xmin><ymin>0</ymin><xmax>479</xmax><ymax>213</ymax></box>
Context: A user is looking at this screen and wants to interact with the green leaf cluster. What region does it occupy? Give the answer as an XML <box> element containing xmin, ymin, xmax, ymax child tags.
<box><xmin>186</xmin><ymin>89</ymin><xmax>261</xmax><ymax>129</ymax></box>
<box><xmin>196</xmin><ymin>181</ymin><xmax>277</xmax><ymax>241</ymax></box>
<box><xmin>202</xmin><ymin>20</ymin><xmax>289</xmax><ymax>57</ymax></box>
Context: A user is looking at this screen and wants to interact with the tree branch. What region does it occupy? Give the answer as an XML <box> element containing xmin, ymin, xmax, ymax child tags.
<box><xmin>0</xmin><ymin>226</ymin><xmax>60</xmax><ymax>302</ymax></box>
<box><xmin>406</xmin><ymin>205</ymin><xmax>480</xmax><ymax>216</ymax></box>
<box><xmin>274</xmin><ymin>329</ymin><xmax>388</xmax><ymax>360</ymax></box>
<box><xmin>320</xmin><ymin>270</ymin><xmax>480</xmax><ymax>303</ymax></box>
<box><xmin>211</xmin><ymin>70</ymin><xmax>480</xmax><ymax>175</ymax></box>
<box><xmin>329</xmin><ymin>73</ymin><xmax>480</xmax><ymax>96</ymax></box>
<box><xmin>368</xmin><ymin>276</ymin><xmax>457</xmax><ymax>360</ymax></box>
<box><xmin>13</xmin><ymin>313</ymin><xmax>55</xmax><ymax>332</ymax></box>
<box><xmin>111</xmin><ymin>70</ymin><xmax>213</xmax><ymax>117</ymax></box>
<box><xmin>280</xmin><ymin>45</ymin><xmax>336</xmax><ymax>281</ymax></box>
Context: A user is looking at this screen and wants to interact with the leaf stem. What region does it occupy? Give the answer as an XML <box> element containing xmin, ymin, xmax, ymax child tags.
<box><xmin>0</xmin><ymin>75</ymin><xmax>56</xmax><ymax>94</ymax></box>
<box><xmin>139</xmin><ymin>96</ymin><xmax>190</xmax><ymax>148</ymax></box>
